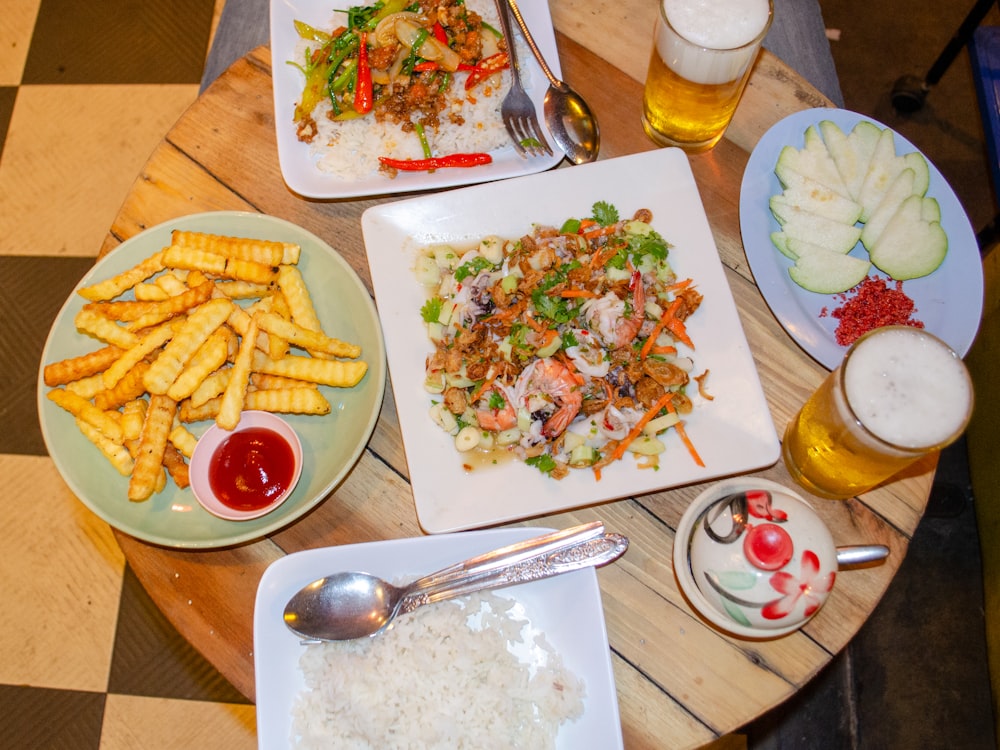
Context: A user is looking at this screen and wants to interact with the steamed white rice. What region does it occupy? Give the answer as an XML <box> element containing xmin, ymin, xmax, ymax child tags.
<box><xmin>291</xmin><ymin>591</ymin><xmax>585</xmax><ymax>749</ymax></box>
<box><xmin>293</xmin><ymin>0</ymin><xmax>518</xmax><ymax>180</ymax></box>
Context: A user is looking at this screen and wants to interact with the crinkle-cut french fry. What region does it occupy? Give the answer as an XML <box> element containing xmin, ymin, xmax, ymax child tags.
<box><xmin>162</xmin><ymin>245</ymin><xmax>227</xmax><ymax>275</ymax></box>
<box><xmin>167</xmin><ymin>328</ymin><xmax>230</xmax><ymax>401</ymax></box>
<box><xmin>277</xmin><ymin>264</ymin><xmax>323</xmax><ymax>331</ymax></box>
<box><xmin>250</xmin><ymin>372</ymin><xmax>317</xmax><ymax>390</ymax></box>
<box><xmin>48</xmin><ymin>388</ymin><xmax>124</xmax><ymax>444</ymax></box>
<box><xmin>256</xmin><ymin>311</ymin><xmax>362</xmax><ymax>359</ymax></box>
<box><xmin>224</xmin><ymin>257</ymin><xmax>279</xmax><ymax>285</ymax></box>
<box><xmin>217</xmin><ymin>314</ymin><xmax>259</xmax><ymax>430</ymax></box>
<box><xmin>266</xmin><ymin>292</ymin><xmax>291</xmax><ymax>360</ymax></box>
<box><xmin>179</xmin><ymin>396</ymin><xmax>221</xmax><ymax>422</ymax></box>
<box><xmin>102</xmin><ymin>321</ymin><xmax>176</xmax><ymax>389</ymax></box>
<box><xmin>168</xmin><ymin>424</ymin><xmax>198</xmax><ymax>459</ymax></box>
<box><xmin>77</xmin><ymin>250</ymin><xmax>166</xmax><ymax>302</ymax></box>
<box><xmin>245</xmin><ymin>387</ymin><xmax>331</xmax><ymax>415</ymax></box>
<box><xmin>171</xmin><ymin>230</ymin><xmax>300</xmax><ymax>265</ymax></box>
<box><xmin>65</xmin><ymin>373</ymin><xmax>107</xmax><ymax>399</ymax></box>
<box><xmin>162</xmin><ymin>442</ymin><xmax>190</xmax><ymax>489</ymax></box>
<box><xmin>227</xmin><ymin>304</ymin><xmax>271</xmax><ymax>353</ymax></box>
<box><xmin>121</xmin><ymin>399</ymin><xmax>148</xmax><ymax>442</ymax></box>
<box><xmin>156</xmin><ymin>272</ymin><xmax>189</xmax><ymax>296</ymax></box>
<box><xmin>214</xmin><ymin>280</ymin><xmax>273</xmax><ymax>299</ymax></box>
<box><xmin>84</xmin><ymin>279</ymin><xmax>215</xmax><ymax>323</ymax></box>
<box><xmin>95</xmin><ymin>361</ymin><xmax>151</xmax><ymax>411</ymax></box>
<box><xmin>143</xmin><ymin>298</ymin><xmax>233</xmax><ymax>395</ymax></box>
<box><xmin>190</xmin><ymin>368</ymin><xmax>231</xmax><ymax>408</ymax></box>
<box><xmin>134</xmin><ymin>282</ymin><xmax>170</xmax><ymax>301</ymax></box>
<box><xmin>76</xmin><ymin>418</ymin><xmax>134</xmax><ymax>476</ymax></box>
<box><xmin>74</xmin><ymin>308</ymin><xmax>140</xmax><ymax>350</ymax></box>
<box><xmin>252</xmin><ymin>350</ymin><xmax>368</xmax><ymax>388</ymax></box>
<box><xmin>125</xmin><ymin>437</ymin><xmax>167</xmax><ymax>493</ymax></box>
<box><xmin>128</xmin><ymin>394</ymin><xmax>177</xmax><ymax>502</ymax></box>
<box><xmin>44</xmin><ymin>345</ymin><xmax>123</xmax><ymax>387</ymax></box>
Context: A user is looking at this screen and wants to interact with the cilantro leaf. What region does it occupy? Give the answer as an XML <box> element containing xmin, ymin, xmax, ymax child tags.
<box><xmin>591</xmin><ymin>201</ymin><xmax>619</xmax><ymax>227</ymax></box>
<box><xmin>525</xmin><ymin>454</ymin><xmax>557</xmax><ymax>475</ymax></box>
<box><xmin>420</xmin><ymin>297</ymin><xmax>443</xmax><ymax>323</ymax></box>
<box><xmin>453</xmin><ymin>256</ymin><xmax>493</xmax><ymax>282</ymax></box>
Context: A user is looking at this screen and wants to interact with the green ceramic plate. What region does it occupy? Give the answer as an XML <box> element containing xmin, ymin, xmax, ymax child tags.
<box><xmin>37</xmin><ymin>212</ymin><xmax>386</xmax><ymax>549</ymax></box>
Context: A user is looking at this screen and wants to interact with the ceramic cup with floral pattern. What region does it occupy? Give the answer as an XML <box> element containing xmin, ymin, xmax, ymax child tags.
<box><xmin>673</xmin><ymin>477</ymin><xmax>838</xmax><ymax>638</ymax></box>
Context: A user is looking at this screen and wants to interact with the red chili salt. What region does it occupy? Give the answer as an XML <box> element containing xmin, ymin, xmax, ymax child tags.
<box><xmin>822</xmin><ymin>276</ymin><xmax>924</xmax><ymax>347</ymax></box>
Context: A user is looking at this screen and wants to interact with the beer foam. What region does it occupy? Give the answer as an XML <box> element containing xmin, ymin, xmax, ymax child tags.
<box><xmin>843</xmin><ymin>328</ymin><xmax>972</xmax><ymax>449</ymax></box>
<box><xmin>663</xmin><ymin>0</ymin><xmax>771</xmax><ymax>49</ymax></box>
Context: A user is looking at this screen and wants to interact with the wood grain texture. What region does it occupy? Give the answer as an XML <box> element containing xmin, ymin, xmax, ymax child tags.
<box><xmin>102</xmin><ymin>28</ymin><xmax>935</xmax><ymax>748</ymax></box>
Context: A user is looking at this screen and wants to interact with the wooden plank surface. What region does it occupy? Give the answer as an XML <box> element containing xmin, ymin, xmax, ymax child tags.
<box><xmin>106</xmin><ymin>29</ymin><xmax>933</xmax><ymax>750</ymax></box>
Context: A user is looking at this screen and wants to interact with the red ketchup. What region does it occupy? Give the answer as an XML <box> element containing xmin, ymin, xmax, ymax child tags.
<box><xmin>208</xmin><ymin>427</ymin><xmax>295</xmax><ymax>512</ymax></box>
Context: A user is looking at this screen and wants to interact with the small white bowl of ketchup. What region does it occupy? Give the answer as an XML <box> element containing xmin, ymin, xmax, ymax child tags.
<box><xmin>190</xmin><ymin>411</ymin><xmax>303</xmax><ymax>521</ymax></box>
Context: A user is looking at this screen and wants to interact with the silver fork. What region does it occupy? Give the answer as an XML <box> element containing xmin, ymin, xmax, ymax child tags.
<box><xmin>493</xmin><ymin>0</ymin><xmax>553</xmax><ymax>158</ymax></box>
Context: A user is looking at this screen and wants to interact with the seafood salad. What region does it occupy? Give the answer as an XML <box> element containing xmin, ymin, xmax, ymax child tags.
<box><xmin>417</xmin><ymin>202</ymin><xmax>709</xmax><ymax>479</ymax></box>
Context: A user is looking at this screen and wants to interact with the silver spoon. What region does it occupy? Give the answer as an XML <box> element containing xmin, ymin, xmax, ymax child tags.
<box><xmin>505</xmin><ymin>0</ymin><xmax>600</xmax><ymax>164</ymax></box>
<box><xmin>284</xmin><ymin>529</ymin><xmax>628</xmax><ymax>642</ymax></box>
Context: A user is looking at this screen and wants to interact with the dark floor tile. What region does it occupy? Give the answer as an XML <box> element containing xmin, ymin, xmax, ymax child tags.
<box><xmin>850</xmin><ymin>492</ymin><xmax>995</xmax><ymax>749</ymax></box>
<box><xmin>0</xmin><ymin>86</ymin><xmax>15</xmax><ymax>154</ymax></box>
<box><xmin>21</xmin><ymin>0</ymin><xmax>215</xmax><ymax>85</ymax></box>
<box><xmin>108</xmin><ymin>565</ymin><xmax>251</xmax><ymax>704</ymax></box>
<box><xmin>0</xmin><ymin>255</ymin><xmax>94</xmax><ymax>456</ymax></box>
<box><xmin>0</xmin><ymin>684</ymin><xmax>104</xmax><ymax>750</ymax></box>
<box><xmin>744</xmin><ymin>651</ymin><xmax>856</xmax><ymax>749</ymax></box>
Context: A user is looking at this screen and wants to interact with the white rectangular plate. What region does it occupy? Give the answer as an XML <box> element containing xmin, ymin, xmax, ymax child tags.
<box><xmin>269</xmin><ymin>0</ymin><xmax>563</xmax><ymax>198</ymax></box>
<box><xmin>363</xmin><ymin>149</ymin><xmax>780</xmax><ymax>533</ymax></box>
<box><xmin>254</xmin><ymin>528</ymin><xmax>623</xmax><ymax>749</ymax></box>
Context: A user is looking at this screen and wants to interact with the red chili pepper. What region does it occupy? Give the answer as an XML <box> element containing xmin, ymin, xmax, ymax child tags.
<box><xmin>464</xmin><ymin>52</ymin><xmax>509</xmax><ymax>90</ymax></box>
<box><xmin>431</xmin><ymin>21</ymin><xmax>448</xmax><ymax>44</ymax></box>
<box><xmin>412</xmin><ymin>61</ymin><xmax>440</xmax><ymax>72</ymax></box>
<box><xmin>378</xmin><ymin>153</ymin><xmax>493</xmax><ymax>171</ymax></box>
<box><xmin>354</xmin><ymin>31</ymin><xmax>373</xmax><ymax>114</ymax></box>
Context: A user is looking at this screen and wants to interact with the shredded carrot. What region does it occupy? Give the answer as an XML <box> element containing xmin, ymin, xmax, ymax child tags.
<box><xmin>662</xmin><ymin>278</ymin><xmax>694</xmax><ymax>293</ymax></box>
<box><xmin>577</xmin><ymin>218</ymin><xmax>598</xmax><ymax>233</ymax></box>
<box><xmin>648</xmin><ymin>345</ymin><xmax>678</xmax><ymax>356</ymax></box>
<box><xmin>469</xmin><ymin>372</ymin><xmax>497</xmax><ymax>402</ymax></box>
<box><xmin>667</xmin><ymin>316</ymin><xmax>693</xmax><ymax>349</ymax></box>
<box><xmin>608</xmin><ymin>392</ymin><xmax>674</xmax><ymax>464</ymax></box>
<box><xmin>641</xmin><ymin>298</ymin><xmax>683</xmax><ymax>359</ymax></box>
<box><xmin>582</xmin><ymin>223</ymin><xmax>619</xmax><ymax>239</ymax></box>
<box><xmin>589</xmin><ymin>242</ymin><xmax>622</xmax><ymax>269</ymax></box>
<box><xmin>558</xmin><ymin>288</ymin><xmax>599</xmax><ymax>298</ymax></box>
<box><xmin>675</xmin><ymin>420</ymin><xmax>705</xmax><ymax>467</ymax></box>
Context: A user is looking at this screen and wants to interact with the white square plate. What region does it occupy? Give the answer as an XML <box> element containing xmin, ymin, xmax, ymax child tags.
<box><xmin>254</xmin><ymin>527</ymin><xmax>623</xmax><ymax>748</ymax></box>
<box><xmin>269</xmin><ymin>0</ymin><xmax>563</xmax><ymax>198</ymax></box>
<box><xmin>362</xmin><ymin>149</ymin><xmax>780</xmax><ymax>533</ymax></box>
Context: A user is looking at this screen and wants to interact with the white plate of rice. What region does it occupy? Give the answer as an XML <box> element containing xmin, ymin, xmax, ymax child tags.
<box><xmin>254</xmin><ymin>527</ymin><xmax>624</xmax><ymax>749</ymax></box>
<box><xmin>269</xmin><ymin>0</ymin><xmax>563</xmax><ymax>199</ymax></box>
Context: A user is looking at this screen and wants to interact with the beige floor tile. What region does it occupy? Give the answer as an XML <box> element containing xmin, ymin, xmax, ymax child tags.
<box><xmin>0</xmin><ymin>0</ymin><xmax>40</xmax><ymax>85</ymax></box>
<box><xmin>0</xmin><ymin>84</ymin><xmax>198</xmax><ymax>258</ymax></box>
<box><xmin>100</xmin><ymin>694</ymin><xmax>257</xmax><ymax>750</ymax></box>
<box><xmin>0</xmin><ymin>454</ymin><xmax>124</xmax><ymax>692</ymax></box>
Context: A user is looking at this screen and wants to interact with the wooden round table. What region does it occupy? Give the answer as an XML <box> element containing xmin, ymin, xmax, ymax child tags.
<box><xmin>98</xmin><ymin>32</ymin><xmax>934</xmax><ymax>750</ymax></box>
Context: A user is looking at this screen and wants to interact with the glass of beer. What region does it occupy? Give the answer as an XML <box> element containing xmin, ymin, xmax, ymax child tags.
<box><xmin>642</xmin><ymin>0</ymin><xmax>773</xmax><ymax>152</ymax></box>
<box><xmin>782</xmin><ymin>326</ymin><xmax>974</xmax><ymax>500</ymax></box>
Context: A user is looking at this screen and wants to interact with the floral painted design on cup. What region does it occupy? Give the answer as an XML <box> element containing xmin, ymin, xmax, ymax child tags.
<box><xmin>675</xmin><ymin>478</ymin><xmax>839</xmax><ymax>638</ymax></box>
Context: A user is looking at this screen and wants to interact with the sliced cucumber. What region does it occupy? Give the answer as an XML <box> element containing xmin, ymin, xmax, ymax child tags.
<box><xmin>768</xmin><ymin>169</ymin><xmax>863</xmax><ymax>224</ymax></box>
<box><xmin>788</xmin><ymin>249</ymin><xmax>872</xmax><ymax>294</ymax></box>
<box><xmin>869</xmin><ymin>194</ymin><xmax>948</xmax><ymax>280</ymax></box>
<box><xmin>857</xmin><ymin>127</ymin><xmax>905</xmax><ymax>222</ymax></box>
<box><xmin>860</xmin><ymin>167</ymin><xmax>916</xmax><ymax>250</ymax></box>
<box><xmin>820</xmin><ymin>119</ymin><xmax>880</xmax><ymax>201</ymax></box>
<box><xmin>774</xmin><ymin>204</ymin><xmax>862</xmax><ymax>254</ymax></box>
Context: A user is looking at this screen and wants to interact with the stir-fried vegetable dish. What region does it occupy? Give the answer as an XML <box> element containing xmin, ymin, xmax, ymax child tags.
<box><xmin>290</xmin><ymin>0</ymin><xmax>510</xmax><ymax>172</ymax></box>
<box><xmin>417</xmin><ymin>202</ymin><xmax>709</xmax><ymax>479</ymax></box>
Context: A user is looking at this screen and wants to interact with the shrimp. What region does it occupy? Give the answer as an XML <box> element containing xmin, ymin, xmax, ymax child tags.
<box><xmin>582</xmin><ymin>271</ymin><xmax>646</xmax><ymax>349</ymax></box>
<box><xmin>475</xmin><ymin>387</ymin><xmax>517</xmax><ymax>431</ymax></box>
<box><xmin>515</xmin><ymin>358</ymin><xmax>583</xmax><ymax>437</ymax></box>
